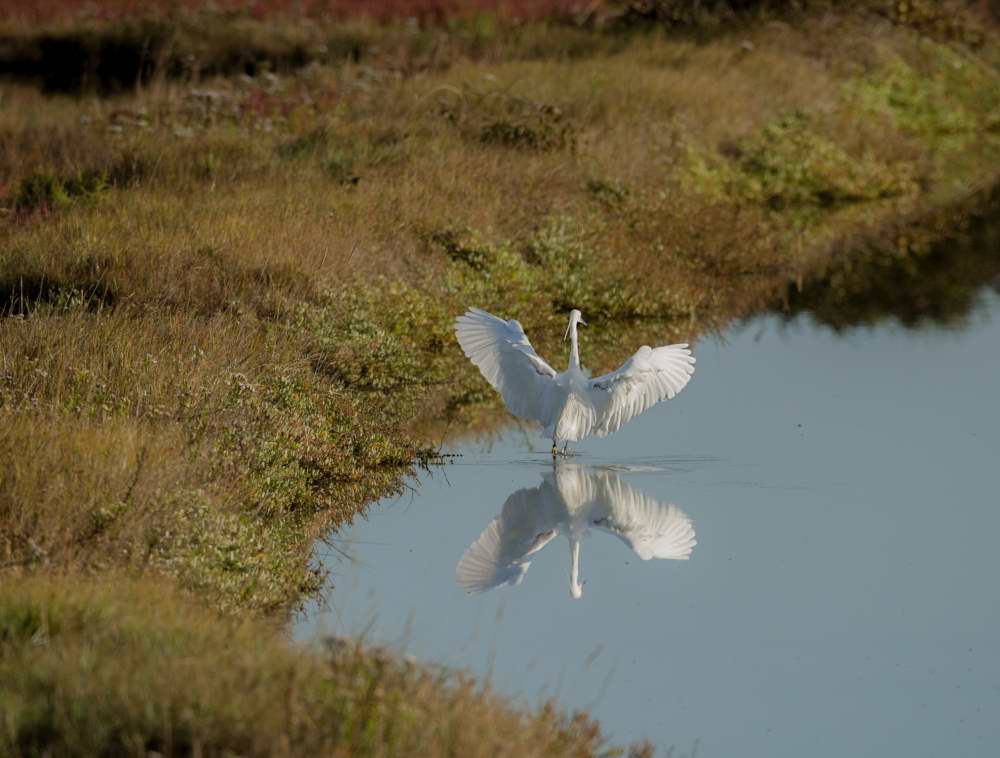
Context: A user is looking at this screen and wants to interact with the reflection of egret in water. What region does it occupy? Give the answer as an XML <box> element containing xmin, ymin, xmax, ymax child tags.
<box><xmin>456</xmin><ymin>464</ymin><xmax>696</xmax><ymax>599</ymax></box>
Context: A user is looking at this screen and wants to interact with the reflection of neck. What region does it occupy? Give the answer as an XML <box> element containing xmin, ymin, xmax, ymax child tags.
<box><xmin>569</xmin><ymin>538</ymin><xmax>581</xmax><ymax>596</ymax></box>
<box><xmin>568</xmin><ymin>320</ymin><xmax>580</xmax><ymax>371</ymax></box>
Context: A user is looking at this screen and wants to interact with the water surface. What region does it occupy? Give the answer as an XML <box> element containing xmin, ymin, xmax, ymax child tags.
<box><xmin>298</xmin><ymin>289</ymin><xmax>1000</xmax><ymax>757</ymax></box>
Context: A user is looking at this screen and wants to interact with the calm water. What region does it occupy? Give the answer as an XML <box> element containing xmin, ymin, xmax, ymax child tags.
<box><xmin>297</xmin><ymin>290</ymin><xmax>1000</xmax><ymax>757</ymax></box>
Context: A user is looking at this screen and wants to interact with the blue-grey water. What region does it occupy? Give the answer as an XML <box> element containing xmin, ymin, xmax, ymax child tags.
<box><xmin>297</xmin><ymin>290</ymin><xmax>1000</xmax><ymax>757</ymax></box>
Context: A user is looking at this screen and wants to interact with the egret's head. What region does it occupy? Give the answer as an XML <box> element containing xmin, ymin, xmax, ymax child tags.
<box><xmin>563</xmin><ymin>309</ymin><xmax>587</xmax><ymax>340</ymax></box>
<box><xmin>570</xmin><ymin>578</ymin><xmax>585</xmax><ymax>599</ymax></box>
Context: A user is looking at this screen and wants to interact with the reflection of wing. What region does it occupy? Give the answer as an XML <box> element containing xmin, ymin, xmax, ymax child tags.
<box><xmin>588</xmin><ymin>472</ymin><xmax>696</xmax><ymax>561</ymax></box>
<box><xmin>454</xmin><ymin>308</ymin><xmax>558</xmax><ymax>424</ymax></box>
<box><xmin>586</xmin><ymin>344</ymin><xmax>695</xmax><ymax>437</ymax></box>
<box><xmin>547</xmin><ymin>464</ymin><xmax>601</xmax><ymax>513</ymax></box>
<box><xmin>456</xmin><ymin>486</ymin><xmax>560</xmax><ymax>594</ymax></box>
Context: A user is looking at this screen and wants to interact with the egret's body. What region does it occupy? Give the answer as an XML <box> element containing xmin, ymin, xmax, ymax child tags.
<box><xmin>454</xmin><ymin>308</ymin><xmax>695</xmax><ymax>454</ymax></box>
<box><xmin>456</xmin><ymin>464</ymin><xmax>697</xmax><ymax>598</ymax></box>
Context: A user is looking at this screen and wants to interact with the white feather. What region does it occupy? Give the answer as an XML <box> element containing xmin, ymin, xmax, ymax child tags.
<box><xmin>456</xmin><ymin>464</ymin><xmax>697</xmax><ymax>597</ymax></box>
<box><xmin>454</xmin><ymin>308</ymin><xmax>559</xmax><ymax>425</ymax></box>
<box><xmin>456</xmin><ymin>486</ymin><xmax>559</xmax><ymax>594</ymax></box>
<box><xmin>588</xmin><ymin>470</ymin><xmax>696</xmax><ymax>560</ymax></box>
<box><xmin>587</xmin><ymin>344</ymin><xmax>696</xmax><ymax>437</ymax></box>
<box><xmin>454</xmin><ymin>308</ymin><xmax>696</xmax><ymax>444</ymax></box>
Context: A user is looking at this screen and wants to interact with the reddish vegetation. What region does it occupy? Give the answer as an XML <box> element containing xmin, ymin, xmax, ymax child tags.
<box><xmin>0</xmin><ymin>0</ymin><xmax>592</xmax><ymax>24</ymax></box>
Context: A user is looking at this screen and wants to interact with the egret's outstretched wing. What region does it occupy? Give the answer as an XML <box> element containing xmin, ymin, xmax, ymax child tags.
<box><xmin>586</xmin><ymin>344</ymin><xmax>695</xmax><ymax>437</ymax></box>
<box><xmin>588</xmin><ymin>472</ymin><xmax>696</xmax><ymax>560</ymax></box>
<box><xmin>456</xmin><ymin>486</ymin><xmax>561</xmax><ymax>594</ymax></box>
<box><xmin>454</xmin><ymin>308</ymin><xmax>558</xmax><ymax>424</ymax></box>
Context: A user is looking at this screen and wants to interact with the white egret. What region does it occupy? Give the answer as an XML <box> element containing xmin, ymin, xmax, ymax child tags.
<box><xmin>454</xmin><ymin>308</ymin><xmax>695</xmax><ymax>456</ymax></box>
<box><xmin>456</xmin><ymin>464</ymin><xmax>696</xmax><ymax>598</ymax></box>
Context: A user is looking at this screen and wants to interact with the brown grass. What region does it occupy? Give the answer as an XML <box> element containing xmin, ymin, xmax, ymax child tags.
<box><xmin>0</xmin><ymin>576</ymin><xmax>625</xmax><ymax>758</ymax></box>
<box><xmin>0</xmin><ymin>0</ymin><xmax>591</xmax><ymax>25</ymax></box>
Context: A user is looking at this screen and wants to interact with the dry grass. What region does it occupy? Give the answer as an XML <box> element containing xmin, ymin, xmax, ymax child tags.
<box><xmin>0</xmin><ymin>3</ymin><xmax>999</xmax><ymax>754</ymax></box>
<box><xmin>0</xmin><ymin>576</ymin><xmax>627</xmax><ymax>758</ymax></box>
<box><xmin>0</xmin><ymin>0</ymin><xmax>591</xmax><ymax>25</ymax></box>
<box><xmin>0</xmin><ymin>303</ymin><xmax>433</xmax><ymax>613</ymax></box>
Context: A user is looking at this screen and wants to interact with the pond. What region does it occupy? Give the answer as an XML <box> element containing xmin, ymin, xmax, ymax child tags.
<box><xmin>297</xmin><ymin>277</ymin><xmax>1000</xmax><ymax>756</ymax></box>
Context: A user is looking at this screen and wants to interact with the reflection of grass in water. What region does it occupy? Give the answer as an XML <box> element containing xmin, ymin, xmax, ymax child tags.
<box><xmin>779</xmin><ymin>189</ymin><xmax>1000</xmax><ymax>331</ymax></box>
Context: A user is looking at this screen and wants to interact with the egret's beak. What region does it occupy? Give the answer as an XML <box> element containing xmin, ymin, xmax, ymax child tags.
<box><xmin>580</xmin><ymin>318</ymin><xmax>587</xmax><ymax>327</ymax></box>
<box><xmin>564</xmin><ymin>322</ymin><xmax>570</xmax><ymax>341</ymax></box>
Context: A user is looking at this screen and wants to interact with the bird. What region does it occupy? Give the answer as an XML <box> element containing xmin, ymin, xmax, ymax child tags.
<box><xmin>454</xmin><ymin>307</ymin><xmax>696</xmax><ymax>456</ymax></box>
<box><xmin>456</xmin><ymin>464</ymin><xmax>696</xmax><ymax>599</ymax></box>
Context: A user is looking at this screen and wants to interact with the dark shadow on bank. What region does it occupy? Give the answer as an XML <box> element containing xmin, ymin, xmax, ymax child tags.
<box><xmin>775</xmin><ymin>191</ymin><xmax>1000</xmax><ymax>332</ymax></box>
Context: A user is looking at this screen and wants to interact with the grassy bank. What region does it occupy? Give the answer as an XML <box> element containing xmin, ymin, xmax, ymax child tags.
<box><xmin>1</xmin><ymin>576</ymin><xmax>623</xmax><ymax>757</ymax></box>
<box><xmin>1</xmin><ymin>1</ymin><xmax>999</xmax><ymax>754</ymax></box>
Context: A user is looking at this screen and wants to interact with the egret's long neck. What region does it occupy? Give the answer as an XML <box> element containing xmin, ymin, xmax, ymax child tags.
<box><xmin>569</xmin><ymin>538</ymin><xmax>582</xmax><ymax>597</ymax></box>
<box><xmin>568</xmin><ymin>320</ymin><xmax>581</xmax><ymax>371</ymax></box>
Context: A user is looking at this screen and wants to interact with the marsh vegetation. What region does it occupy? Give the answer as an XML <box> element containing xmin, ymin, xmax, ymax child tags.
<box><xmin>1</xmin><ymin>1</ymin><xmax>999</xmax><ymax>755</ymax></box>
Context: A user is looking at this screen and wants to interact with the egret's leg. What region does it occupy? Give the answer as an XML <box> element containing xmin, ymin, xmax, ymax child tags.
<box><xmin>551</xmin><ymin>440</ymin><xmax>558</xmax><ymax>458</ymax></box>
<box><xmin>562</xmin><ymin>442</ymin><xmax>570</xmax><ymax>456</ymax></box>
